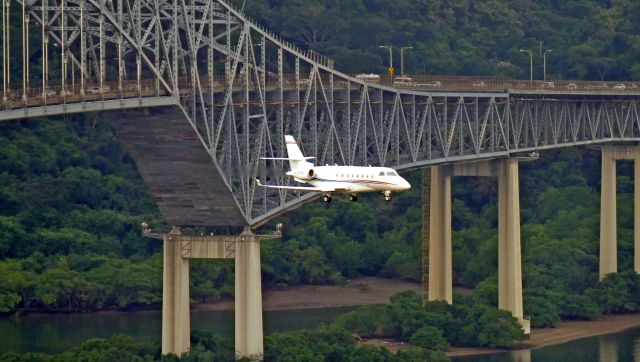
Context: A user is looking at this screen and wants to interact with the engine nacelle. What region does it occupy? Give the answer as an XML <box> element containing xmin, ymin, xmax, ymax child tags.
<box><xmin>287</xmin><ymin>167</ymin><xmax>318</xmax><ymax>181</ymax></box>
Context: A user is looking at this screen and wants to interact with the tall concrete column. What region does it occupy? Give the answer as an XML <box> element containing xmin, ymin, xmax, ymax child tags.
<box><xmin>635</xmin><ymin>158</ymin><xmax>640</xmax><ymax>274</ymax></box>
<box><xmin>498</xmin><ymin>159</ymin><xmax>523</xmax><ymax>322</ymax></box>
<box><xmin>422</xmin><ymin>168</ymin><xmax>431</xmax><ymax>305</ymax></box>
<box><xmin>162</xmin><ymin>227</ymin><xmax>191</xmax><ymax>356</ymax></box>
<box><xmin>600</xmin><ymin>148</ymin><xmax>617</xmax><ymax>280</ymax></box>
<box><xmin>235</xmin><ymin>230</ymin><xmax>264</xmax><ymax>358</ymax></box>
<box><xmin>428</xmin><ymin>166</ymin><xmax>452</xmax><ymax>303</ymax></box>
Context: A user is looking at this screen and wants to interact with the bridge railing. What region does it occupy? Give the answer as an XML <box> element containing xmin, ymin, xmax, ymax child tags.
<box><xmin>1</xmin><ymin>79</ymin><xmax>168</xmax><ymax>111</ymax></box>
<box><xmin>374</xmin><ymin>74</ymin><xmax>640</xmax><ymax>94</ymax></box>
<box><xmin>5</xmin><ymin>72</ymin><xmax>640</xmax><ymax>113</ymax></box>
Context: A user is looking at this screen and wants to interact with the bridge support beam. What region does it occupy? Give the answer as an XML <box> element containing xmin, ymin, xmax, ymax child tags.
<box><xmin>235</xmin><ymin>230</ymin><xmax>264</xmax><ymax>358</ymax></box>
<box><xmin>600</xmin><ymin>147</ymin><xmax>618</xmax><ymax>280</ymax></box>
<box><xmin>497</xmin><ymin>159</ymin><xmax>524</xmax><ymax>328</ymax></box>
<box><xmin>423</xmin><ymin>159</ymin><xmax>529</xmax><ymax>334</ymax></box>
<box><xmin>162</xmin><ymin>227</ymin><xmax>191</xmax><ymax>356</ymax></box>
<box><xmin>427</xmin><ymin>166</ymin><xmax>452</xmax><ymax>303</ymax></box>
<box><xmin>150</xmin><ymin>226</ymin><xmax>266</xmax><ymax>358</ymax></box>
<box><xmin>636</xmin><ymin>158</ymin><xmax>640</xmax><ymax>275</ymax></box>
<box><xmin>599</xmin><ymin>146</ymin><xmax>640</xmax><ymax>280</ymax></box>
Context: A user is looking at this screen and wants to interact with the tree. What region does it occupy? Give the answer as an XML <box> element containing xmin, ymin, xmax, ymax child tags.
<box><xmin>409</xmin><ymin>326</ymin><xmax>450</xmax><ymax>351</ymax></box>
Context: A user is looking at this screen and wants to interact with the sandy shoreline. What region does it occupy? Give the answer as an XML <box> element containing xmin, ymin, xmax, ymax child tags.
<box><xmin>446</xmin><ymin>313</ymin><xmax>640</xmax><ymax>357</ymax></box>
<box><xmin>193</xmin><ymin>277</ymin><xmax>424</xmax><ymax>312</ymax></box>
<box><xmin>193</xmin><ymin>277</ymin><xmax>640</xmax><ymax>357</ymax></box>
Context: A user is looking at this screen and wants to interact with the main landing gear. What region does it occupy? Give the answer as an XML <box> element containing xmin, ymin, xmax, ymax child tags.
<box><xmin>323</xmin><ymin>194</ymin><xmax>333</xmax><ymax>203</ymax></box>
<box><xmin>349</xmin><ymin>194</ymin><xmax>358</xmax><ymax>202</ymax></box>
<box><xmin>383</xmin><ymin>190</ymin><xmax>392</xmax><ymax>201</ymax></box>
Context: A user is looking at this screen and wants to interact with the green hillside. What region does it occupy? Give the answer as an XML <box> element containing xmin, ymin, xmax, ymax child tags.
<box><xmin>0</xmin><ymin>0</ymin><xmax>638</xmax><ymax>329</ymax></box>
<box><xmin>240</xmin><ymin>0</ymin><xmax>640</xmax><ymax>80</ymax></box>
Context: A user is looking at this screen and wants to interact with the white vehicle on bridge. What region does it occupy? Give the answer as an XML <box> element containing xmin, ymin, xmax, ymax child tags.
<box><xmin>257</xmin><ymin>135</ymin><xmax>411</xmax><ymax>202</ymax></box>
<box><xmin>424</xmin><ymin>80</ymin><xmax>443</xmax><ymax>88</ymax></box>
<box><xmin>394</xmin><ymin>76</ymin><xmax>413</xmax><ymax>86</ymax></box>
<box><xmin>86</xmin><ymin>84</ymin><xmax>111</xmax><ymax>95</ymax></box>
<box><xmin>355</xmin><ymin>73</ymin><xmax>381</xmax><ymax>83</ymax></box>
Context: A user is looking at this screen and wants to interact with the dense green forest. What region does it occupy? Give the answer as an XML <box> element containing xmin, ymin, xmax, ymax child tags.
<box><xmin>238</xmin><ymin>0</ymin><xmax>640</xmax><ymax>80</ymax></box>
<box><xmin>1</xmin><ymin>0</ymin><xmax>640</xmax><ymax>358</ymax></box>
<box><xmin>1</xmin><ymin>292</ymin><xmax>524</xmax><ymax>361</ymax></box>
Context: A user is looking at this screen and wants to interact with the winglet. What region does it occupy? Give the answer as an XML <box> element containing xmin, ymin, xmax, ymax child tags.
<box><xmin>255</xmin><ymin>178</ymin><xmax>264</xmax><ymax>186</ymax></box>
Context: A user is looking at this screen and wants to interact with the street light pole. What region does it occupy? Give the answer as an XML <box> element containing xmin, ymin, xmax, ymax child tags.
<box><xmin>543</xmin><ymin>49</ymin><xmax>552</xmax><ymax>82</ymax></box>
<box><xmin>519</xmin><ymin>49</ymin><xmax>533</xmax><ymax>82</ymax></box>
<box><xmin>400</xmin><ymin>46</ymin><xmax>413</xmax><ymax>78</ymax></box>
<box><xmin>379</xmin><ymin>45</ymin><xmax>393</xmax><ymax>76</ymax></box>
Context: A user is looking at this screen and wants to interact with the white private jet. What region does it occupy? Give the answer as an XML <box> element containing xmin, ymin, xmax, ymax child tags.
<box><xmin>256</xmin><ymin>135</ymin><xmax>411</xmax><ymax>202</ymax></box>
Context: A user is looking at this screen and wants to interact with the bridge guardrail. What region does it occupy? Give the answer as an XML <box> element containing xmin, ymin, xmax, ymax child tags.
<box><xmin>4</xmin><ymin>74</ymin><xmax>640</xmax><ymax>112</ymax></box>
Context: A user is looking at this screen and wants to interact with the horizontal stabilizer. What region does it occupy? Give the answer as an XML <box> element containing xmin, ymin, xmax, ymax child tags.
<box><xmin>255</xmin><ymin>178</ymin><xmax>327</xmax><ymax>192</ymax></box>
<box><xmin>260</xmin><ymin>157</ymin><xmax>315</xmax><ymax>161</ymax></box>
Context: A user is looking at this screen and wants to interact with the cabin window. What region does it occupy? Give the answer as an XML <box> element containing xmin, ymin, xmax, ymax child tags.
<box><xmin>387</xmin><ymin>172</ymin><xmax>397</xmax><ymax>176</ymax></box>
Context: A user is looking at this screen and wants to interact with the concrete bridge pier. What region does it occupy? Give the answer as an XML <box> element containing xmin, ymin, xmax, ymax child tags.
<box><xmin>234</xmin><ymin>230</ymin><xmax>264</xmax><ymax>358</ymax></box>
<box><xmin>600</xmin><ymin>146</ymin><xmax>640</xmax><ymax>280</ymax></box>
<box><xmin>162</xmin><ymin>227</ymin><xmax>191</xmax><ymax>355</ymax></box>
<box><xmin>423</xmin><ymin>158</ymin><xmax>529</xmax><ymax>334</ymax></box>
<box><xmin>497</xmin><ymin>159</ymin><xmax>524</xmax><ymax>327</ymax></box>
<box><xmin>427</xmin><ymin>166</ymin><xmax>453</xmax><ymax>303</ymax></box>
<box><xmin>147</xmin><ymin>226</ymin><xmax>265</xmax><ymax>358</ymax></box>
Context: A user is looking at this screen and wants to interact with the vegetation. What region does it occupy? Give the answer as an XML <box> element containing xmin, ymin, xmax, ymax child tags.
<box><xmin>0</xmin><ymin>293</ymin><xmax>472</xmax><ymax>361</ymax></box>
<box><xmin>0</xmin><ymin>2</ymin><xmax>640</xmax><ymax>360</ymax></box>
<box><xmin>335</xmin><ymin>291</ymin><xmax>524</xmax><ymax>349</ymax></box>
<box><xmin>238</xmin><ymin>0</ymin><xmax>640</xmax><ymax>81</ymax></box>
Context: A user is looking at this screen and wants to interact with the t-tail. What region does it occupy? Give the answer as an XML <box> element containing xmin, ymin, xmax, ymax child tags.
<box><xmin>284</xmin><ymin>135</ymin><xmax>313</xmax><ymax>170</ymax></box>
<box><xmin>261</xmin><ymin>135</ymin><xmax>315</xmax><ymax>171</ymax></box>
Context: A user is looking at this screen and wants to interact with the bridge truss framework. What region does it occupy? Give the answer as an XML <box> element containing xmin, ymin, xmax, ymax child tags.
<box><xmin>2</xmin><ymin>0</ymin><xmax>640</xmax><ymax>227</ymax></box>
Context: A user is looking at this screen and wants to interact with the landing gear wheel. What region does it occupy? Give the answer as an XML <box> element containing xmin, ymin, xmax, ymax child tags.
<box><xmin>384</xmin><ymin>191</ymin><xmax>392</xmax><ymax>201</ymax></box>
<box><xmin>323</xmin><ymin>194</ymin><xmax>333</xmax><ymax>203</ymax></box>
<box><xmin>349</xmin><ymin>194</ymin><xmax>358</xmax><ymax>202</ymax></box>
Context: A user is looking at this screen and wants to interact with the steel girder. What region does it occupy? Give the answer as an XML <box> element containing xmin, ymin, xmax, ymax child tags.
<box><xmin>1</xmin><ymin>0</ymin><xmax>640</xmax><ymax>226</ymax></box>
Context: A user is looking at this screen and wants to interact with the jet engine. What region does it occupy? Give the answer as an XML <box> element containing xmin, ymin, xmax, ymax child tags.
<box><xmin>287</xmin><ymin>167</ymin><xmax>318</xmax><ymax>181</ymax></box>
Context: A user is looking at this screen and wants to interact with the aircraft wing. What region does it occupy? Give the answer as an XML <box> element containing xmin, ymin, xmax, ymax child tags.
<box><xmin>255</xmin><ymin>179</ymin><xmax>327</xmax><ymax>192</ymax></box>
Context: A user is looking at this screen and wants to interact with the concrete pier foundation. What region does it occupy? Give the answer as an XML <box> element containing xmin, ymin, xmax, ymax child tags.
<box><xmin>422</xmin><ymin>158</ymin><xmax>529</xmax><ymax>333</ymax></box>
<box><xmin>428</xmin><ymin>165</ymin><xmax>452</xmax><ymax>303</ymax></box>
<box><xmin>600</xmin><ymin>147</ymin><xmax>618</xmax><ymax>279</ymax></box>
<box><xmin>151</xmin><ymin>226</ymin><xmax>267</xmax><ymax>358</ymax></box>
<box><xmin>599</xmin><ymin>146</ymin><xmax>640</xmax><ymax>280</ymax></box>
<box><xmin>498</xmin><ymin>159</ymin><xmax>524</xmax><ymax>327</ymax></box>
<box><xmin>162</xmin><ymin>227</ymin><xmax>191</xmax><ymax>356</ymax></box>
<box><xmin>235</xmin><ymin>231</ymin><xmax>264</xmax><ymax>358</ymax></box>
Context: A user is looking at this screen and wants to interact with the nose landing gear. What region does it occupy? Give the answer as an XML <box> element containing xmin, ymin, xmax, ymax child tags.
<box><xmin>383</xmin><ymin>190</ymin><xmax>392</xmax><ymax>201</ymax></box>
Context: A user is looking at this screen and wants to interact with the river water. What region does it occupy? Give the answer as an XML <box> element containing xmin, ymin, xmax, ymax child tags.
<box><xmin>2</xmin><ymin>308</ymin><xmax>640</xmax><ymax>361</ymax></box>
<box><xmin>0</xmin><ymin>307</ymin><xmax>354</xmax><ymax>354</ymax></box>
<box><xmin>454</xmin><ymin>327</ymin><xmax>640</xmax><ymax>362</ymax></box>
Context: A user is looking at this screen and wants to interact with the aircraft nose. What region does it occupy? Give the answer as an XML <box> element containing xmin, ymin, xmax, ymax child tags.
<box><xmin>402</xmin><ymin>178</ymin><xmax>411</xmax><ymax>190</ymax></box>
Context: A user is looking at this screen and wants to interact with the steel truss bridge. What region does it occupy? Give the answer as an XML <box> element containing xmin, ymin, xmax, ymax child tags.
<box><xmin>2</xmin><ymin>0</ymin><xmax>640</xmax><ymax>228</ymax></box>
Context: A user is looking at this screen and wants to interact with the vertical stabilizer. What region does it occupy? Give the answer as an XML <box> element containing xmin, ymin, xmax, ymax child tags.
<box><xmin>285</xmin><ymin>135</ymin><xmax>308</xmax><ymax>170</ymax></box>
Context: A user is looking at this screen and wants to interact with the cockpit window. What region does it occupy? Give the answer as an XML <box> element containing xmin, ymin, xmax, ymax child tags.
<box><xmin>379</xmin><ymin>172</ymin><xmax>385</xmax><ymax>176</ymax></box>
<box><xmin>387</xmin><ymin>172</ymin><xmax>397</xmax><ymax>176</ymax></box>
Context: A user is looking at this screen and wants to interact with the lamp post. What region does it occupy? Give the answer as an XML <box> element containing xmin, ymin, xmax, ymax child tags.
<box><xmin>379</xmin><ymin>45</ymin><xmax>393</xmax><ymax>77</ymax></box>
<box><xmin>519</xmin><ymin>49</ymin><xmax>533</xmax><ymax>82</ymax></box>
<box><xmin>400</xmin><ymin>46</ymin><xmax>413</xmax><ymax>78</ymax></box>
<box><xmin>543</xmin><ymin>49</ymin><xmax>552</xmax><ymax>82</ymax></box>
